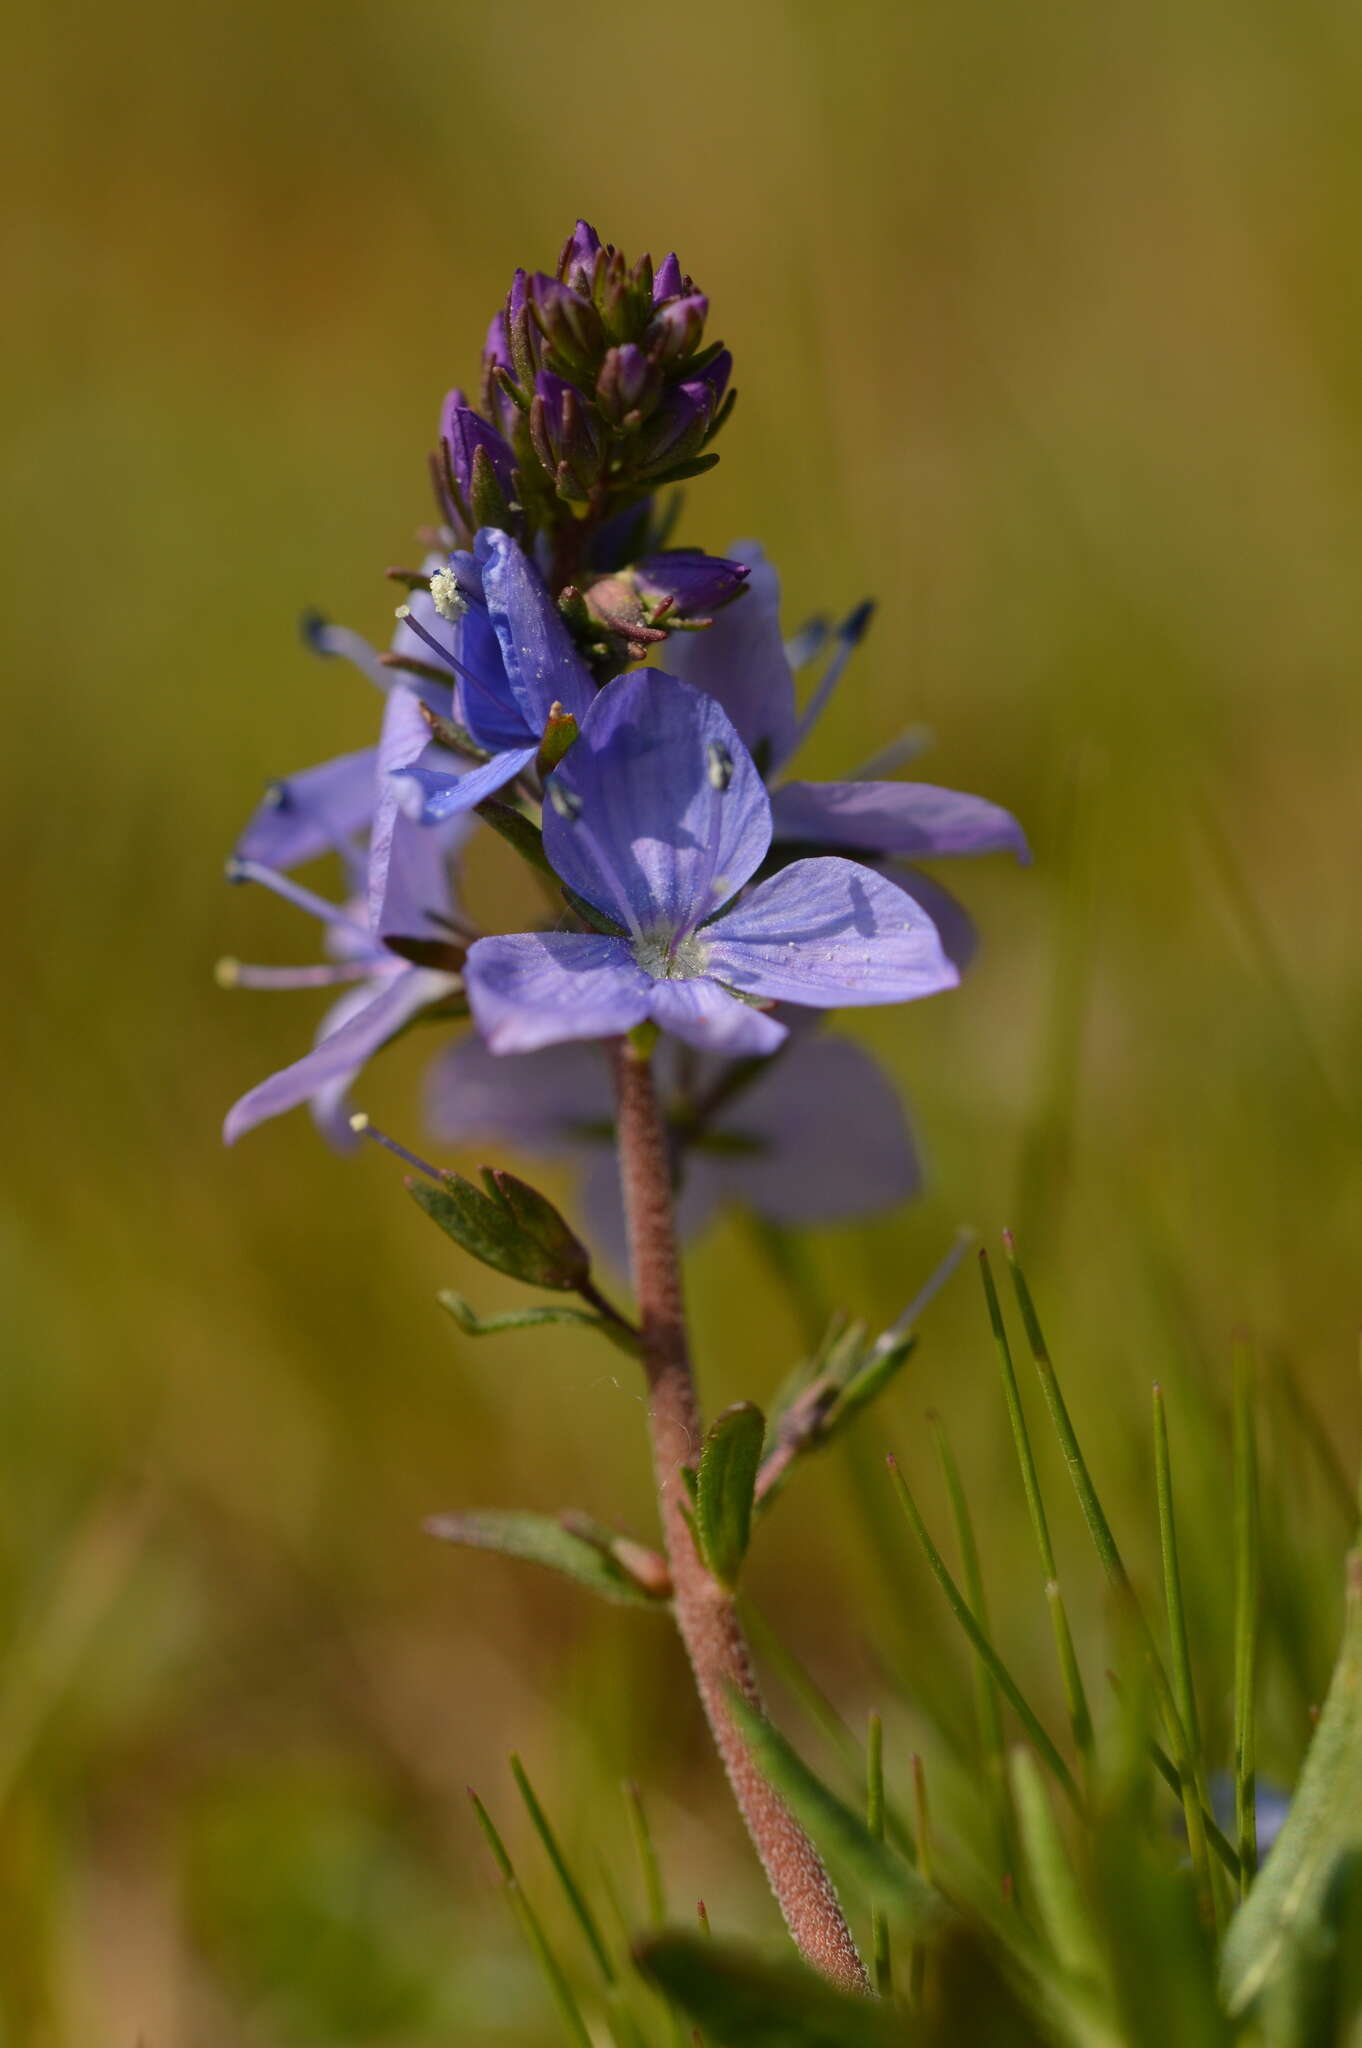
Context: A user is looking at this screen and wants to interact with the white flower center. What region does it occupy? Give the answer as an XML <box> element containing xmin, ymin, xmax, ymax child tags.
<box><xmin>633</xmin><ymin>929</ymin><xmax>710</xmax><ymax>981</ymax></box>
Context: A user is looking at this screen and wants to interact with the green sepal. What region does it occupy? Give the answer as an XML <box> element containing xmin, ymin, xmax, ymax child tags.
<box><xmin>536</xmin><ymin>706</ymin><xmax>579</xmax><ymax>778</ymax></box>
<box><xmin>408</xmin><ymin>1170</ymin><xmax>586</xmax><ymax>1291</ymax></box>
<box><xmin>479</xmin><ymin>1167</ymin><xmax>591</xmax><ymax>1289</ymax></box>
<box><xmin>438</xmin><ymin>1289</ymin><xmax>638</xmax><ymax>1357</ymax></box>
<box><xmin>639</xmin><ymin>452</ymin><xmax>721</xmax><ymax>489</ymax></box>
<box><xmin>695</xmin><ymin>1402</ymin><xmax>765</xmax><ymax>1589</ymax></box>
<box><xmin>468</xmin><ymin>442</ymin><xmax>515</xmax><ymax>531</ymax></box>
<box><xmin>473</xmin><ymin>797</ymin><xmax>558</xmax><ymax>881</ymax></box>
<box><xmin>425</xmin><ymin>1509</ymin><xmax>666</xmax><ymax>1608</ymax></box>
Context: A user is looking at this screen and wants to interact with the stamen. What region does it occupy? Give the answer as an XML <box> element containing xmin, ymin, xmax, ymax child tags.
<box><xmin>547</xmin><ymin>781</ymin><xmax>583</xmax><ymax>821</ymax></box>
<box><xmin>785</xmin><ymin>616</ymin><xmax>830</xmax><ymax>671</ymax></box>
<box><xmin>880</xmin><ymin>1226</ymin><xmax>976</xmax><ymax>1344</ymax></box>
<box><xmin>847</xmin><ymin>725</ymin><xmax>933</xmax><ymax>780</ymax></box>
<box><xmin>394</xmin><ymin>605</ymin><xmax>515</xmax><ymax>727</ymax></box>
<box><xmin>791</xmin><ymin>599</ymin><xmax>876</xmax><ymax>752</ymax></box>
<box><xmin>301</xmin><ymin>614</ymin><xmax>393</xmax><ymax>694</ymax></box>
<box><xmin>429</xmin><ymin>566</ymin><xmax>467</xmax><ymax>622</ymax></box>
<box><xmin>348</xmin><ymin>1113</ymin><xmax>446</xmax><ymax>1183</ymax></box>
<box><xmin>224</xmin><ymin>857</ymin><xmax>371</xmax><ymax>938</ymax></box>
<box><xmin>706</xmin><ymin>740</ymin><xmax>734</xmax><ymax>792</ymax></box>
<box><xmin>214</xmin><ymin>957</ymin><xmax>375</xmax><ymax>991</ymax></box>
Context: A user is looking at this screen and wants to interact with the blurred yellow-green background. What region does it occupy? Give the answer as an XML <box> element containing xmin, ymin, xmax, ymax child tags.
<box><xmin>5</xmin><ymin>0</ymin><xmax>1362</xmax><ymax>2039</ymax></box>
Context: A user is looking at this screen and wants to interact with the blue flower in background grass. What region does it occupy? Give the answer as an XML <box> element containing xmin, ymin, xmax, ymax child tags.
<box><xmin>463</xmin><ymin>670</ymin><xmax>958</xmax><ymax>1056</ymax></box>
<box><xmin>426</xmin><ymin>1025</ymin><xmax>921</xmax><ymax>1266</ymax></box>
<box><xmin>664</xmin><ymin>543</ymin><xmax>1029</xmax><ymax>967</ymax></box>
<box><xmin>221</xmin><ymin>680</ymin><xmax>473</xmax><ymax>1146</ymax></box>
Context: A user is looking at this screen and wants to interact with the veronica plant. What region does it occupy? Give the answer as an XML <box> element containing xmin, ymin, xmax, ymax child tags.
<box><xmin>222</xmin><ymin>220</ymin><xmax>1031</xmax><ymax>1996</ymax></box>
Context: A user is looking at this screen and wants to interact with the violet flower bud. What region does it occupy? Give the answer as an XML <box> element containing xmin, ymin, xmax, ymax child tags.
<box><xmin>529</xmin><ymin>273</ymin><xmax>605</xmax><ymax>374</ymax></box>
<box><xmin>529</xmin><ymin>368</ymin><xmax>605</xmax><ymax>499</ymax></box>
<box><xmin>637</xmin><ymin>376</ymin><xmax>718</xmax><ymax>471</ymax></box>
<box><xmin>634</xmin><ymin>550</ymin><xmax>750</xmax><ymax>618</ymax></box>
<box><xmin>557</xmin><ymin>218</ymin><xmax>604</xmax><ymax>296</ymax></box>
<box><xmin>438</xmin><ymin>389</ymin><xmax>516</xmax><ymax>508</ymax></box>
<box><xmin>647</xmin><ymin>292</ymin><xmax>709</xmax><ymax>364</ymax></box>
<box><xmin>596</xmin><ymin>342</ymin><xmax>662</xmax><ymax>425</ymax></box>
<box><xmin>652</xmin><ymin>251</ymin><xmax>687</xmax><ymax>303</ymax></box>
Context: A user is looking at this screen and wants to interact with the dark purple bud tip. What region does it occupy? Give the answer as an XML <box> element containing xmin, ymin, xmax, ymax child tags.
<box><xmin>634</xmin><ymin>550</ymin><xmax>750</xmax><ymax>618</ymax></box>
<box><xmin>558</xmin><ymin>218</ymin><xmax>604</xmax><ymax>292</ymax></box>
<box><xmin>652</xmin><ymin>251</ymin><xmax>686</xmax><ymax>302</ymax></box>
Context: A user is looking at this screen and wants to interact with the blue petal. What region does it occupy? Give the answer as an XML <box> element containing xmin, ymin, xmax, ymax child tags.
<box><xmin>464</xmin><ymin>931</ymin><xmax>652</xmax><ymax>1052</ymax></box>
<box><xmin>223</xmin><ymin>966</ymin><xmax>458</xmax><ymax>1145</ymax></box>
<box><xmin>698</xmin><ymin>1033</ymin><xmax>920</xmax><ymax>1222</ymax></box>
<box><xmin>703</xmin><ymin>857</ymin><xmax>959</xmax><ymax>1008</ymax></box>
<box><xmin>648</xmin><ymin>978</ymin><xmax>787</xmax><ymax>1055</ymax></box>
<box><xmin>234</xmin><ymin>748</ymin><xmax>378</xmax><ymax>872</ymax></box>
<box><xmin>425</xmin><ymin>1033</ymin><xmax>613</xmax><ymax>1150</ymax></box>
<box><xmin>542</xmin><ymin>670</ymin><xmax>772</xmax><ymax>939</ymax></box>
<box><xmin>883</xmin><ymin>866</ymin><xmax>978</xmax><ymax>973</ymax></box>
<box><xmin>395</xmin><ymin>745</ymin><xmax>537</xmax><ymax>823</ymax></box>
<box><xmin>661</xmin><ymin>543</ymin><xmax>798</xmax><ymax>772</ymax></box>
<box><xmin>770</xmin><ymin>780</ymin><xmax>1030</xmax><ymax>862</ymax></box>
<box><xmin>476</xmin><ymin>528</ymin><xmax>596</xmax><ymax>732</ymax></box>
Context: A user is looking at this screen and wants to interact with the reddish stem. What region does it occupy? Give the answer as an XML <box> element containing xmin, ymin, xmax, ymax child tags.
<box><xmin>612</xmin><ymin>1039</ymin><xmax>868</xmax><ymax>1991</ymax></box>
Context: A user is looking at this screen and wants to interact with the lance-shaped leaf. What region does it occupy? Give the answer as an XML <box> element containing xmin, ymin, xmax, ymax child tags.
<box><xmin>634</xmin><ymin>1932</ymin><xmax>908</xmax><ymax>2048</ymax></box>
<box><xmin>1222</xmin><ymin>1552</ymin><xmax>1362</xmax><ymax>2017</ymax></box>
<box><xmin>425</xmin><ymin>1509</ymin><xmax>669</xmax><ymax>1608</ymax></box>
<box><xmin>408</xmin><ymin>1167</ymin><xmax>589</xmax><ymax>1290</ymax></box>
<box><xmin>438</xmin><ymin>1289</ymin><xmax>639</xmax><ymax>1357</ymax></box>
<box><xmin>726</xmin><ymin>1689</ymin><xmax>951</xmax><ymax>1938</ymax></box>
<box><xmin>696</xmin><ymin>1403</ymin><xmax>765</xmax><ymax>1588</ymax></box>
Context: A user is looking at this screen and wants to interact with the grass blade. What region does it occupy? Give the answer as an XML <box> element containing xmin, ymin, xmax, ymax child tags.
<box><xmin>625</xmin><ymin>1779</ymin><xmax>667</xmax><ymax>1930</ymax></box>
<box><xmin>469</xmin><ymin>1789</ymin><xmax>594</xmax><ymax>2048</ymax></box>
<box><xmin>979</xmin><ymin>1250</ymin><xmax>1093</xmax><ymax>1770</ymax></box>
<box><xmin>866</xmin><ymin>1712</ymin><xmax>892</xmax><ymax>1997</ymax></box>
<box><xmin>886</xmin><ymin>1454</ymin><xmax>1081</xmax><ymax>1810</ymax></box>
<box><xmin>1232</xmin><ymin>1342</ymin><xmax>1260</xmax><ymax>1892</ymax></box>
<box><xmin>511</xmin><ymin>1753</ymin><xmax>615</xmax><ymax>1984</ymax></box>
<box><xmin>931</xmin><ymin>1413</ymin><xmax>1011</xmax><ymax>1850</ymax></box>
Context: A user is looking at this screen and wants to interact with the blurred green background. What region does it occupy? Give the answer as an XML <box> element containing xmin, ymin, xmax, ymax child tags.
<box><xmin>5</xmin><ymin>0</ymin><xmax>1362</xmax><ymax>2038</ymax></box>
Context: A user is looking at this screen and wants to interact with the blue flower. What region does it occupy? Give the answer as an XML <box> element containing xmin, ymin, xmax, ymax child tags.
<box><xmin>462</xmin><ymin>670</ymin><xmax>958</xmax><ymax>1056</ymax></box>
<box><xmin>222</xmin><ymin>667</ymin><xmax>473</xmax><ymax>1147</ymax></box>
<box><xmin>394</xmin><ymin>528</ymin><xmax>598</xmax><ymax>821</ymax></box>
<box><xmin>662</xmin><ymin>542</ymin><xmax>1029</xmax><ymax>967</ymax></box>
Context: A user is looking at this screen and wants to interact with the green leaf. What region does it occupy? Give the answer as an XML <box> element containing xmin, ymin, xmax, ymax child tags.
<box><xmin>1222</xmin><ymin>1552</ymin><xmax>1362</xmax><ymax>2018</ymax></box>
<box><xmin>726</xmin><ymin>1690</ymin><xmax>950</xmax><ymax>1938</ymax></box>
<box><xmin>696</xmin><ymin>1403</ymin><xmax>765</xmax><ymax>1588</ymax></box>
<box><xmin>425</xmin><ymin>1510</ymin><xmax>667</xmax><ymax>1608</ymax></box>
<box><xmin>408</xmin><ymin>1171</ymin><xmax>587</xmax><ymax>1290</ymax></box>
<box><xmin>634</xmin><ymin>1932</ymin><xmax>907</xmax><ymax>2048</ymax></box>
<box><xmin>438</xmin><ymin>1290</ymin><xmax>637</xmax><ymax>1355</ymax></box>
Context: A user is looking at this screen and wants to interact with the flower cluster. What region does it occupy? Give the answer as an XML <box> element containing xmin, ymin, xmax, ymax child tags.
<box><xmin>221</xmin><ymin>220</ymin><xmax>1026</xmax><ymax>1251</ymax></box>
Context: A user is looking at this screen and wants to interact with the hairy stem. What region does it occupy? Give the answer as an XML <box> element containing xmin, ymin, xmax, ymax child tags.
<box><xmin>612</xmin><ymin>1038</ymin><xmax>868</xmax><ymax>1991</ymax></box>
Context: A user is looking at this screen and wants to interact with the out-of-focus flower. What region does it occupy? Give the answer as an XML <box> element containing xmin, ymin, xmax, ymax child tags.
<box><xmin>426</xmin><ymin>1026</ymin><xmax>920</xmax><ymax>1265</ymax></box>
<box><xmin>462</xmin><ymin>670</ymin><xmax>957</xmax><ymax>1057</ymax></box>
